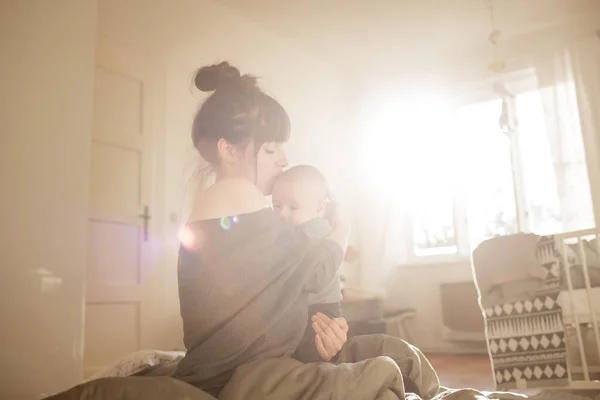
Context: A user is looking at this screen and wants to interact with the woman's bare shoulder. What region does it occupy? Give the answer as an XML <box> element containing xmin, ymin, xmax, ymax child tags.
<box><xmin>189</xmin><ymin>178</ymin><xmax>268</xmax><ymax>222</ymax></box>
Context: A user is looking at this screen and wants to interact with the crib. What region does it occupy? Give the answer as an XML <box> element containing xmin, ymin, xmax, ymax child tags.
<box><xmin>472</xmin><ymin>229</ymin><xmax>600</xmax><ymax>390</ymax></box>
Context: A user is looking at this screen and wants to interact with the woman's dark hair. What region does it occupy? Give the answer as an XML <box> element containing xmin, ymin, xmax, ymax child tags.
<box><xmin>191</xmin><ymin>62</ymin><xmax>290</xmax><ymax>166</ymax></box>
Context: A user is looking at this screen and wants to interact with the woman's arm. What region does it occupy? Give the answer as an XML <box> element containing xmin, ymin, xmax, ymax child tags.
<box><xmin>312</xmin><ymin>313</ymin><xmax>349</xmax><ymax>361</ymax></box>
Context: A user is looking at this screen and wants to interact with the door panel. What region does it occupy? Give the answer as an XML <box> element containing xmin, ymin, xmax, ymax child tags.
<box><xmin>85</xmin><ymin>37</ymin><xmax>159</xmax><ymax>376</ymax></box>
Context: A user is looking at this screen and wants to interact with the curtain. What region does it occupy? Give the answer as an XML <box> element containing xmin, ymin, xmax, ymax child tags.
<box><xmin>571</xmin><ymin>33</ymin><xmax>600</xmax><ymax>229</ymax></box>
<box><xmin>350</xmin><ymin>185</ymin><xmax>411</xmax><ymax>294</ymax></box>
<box><xmin>529</xmin><ymin>33</ymin><xmax>600</xmax><ymax>232</ymax></box>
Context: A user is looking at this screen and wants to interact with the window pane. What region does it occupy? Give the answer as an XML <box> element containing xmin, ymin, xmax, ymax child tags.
<box><xmin>412</xmin><ymin>185</ymin><xmax>457</xmax><ymax>256</ymax></box>
<box><xmin>515</xmin><ymin>90</ymin><xmax>562</xmax><ymax>234</ymax></box>
<box><xmin>455</xmin><ymin>99</ymin><xmax>519</xmax><ymax>248</ymax></box>
<box><xmin>408</xmin><ymin>107</ymin><xmax>459</xmax><ymax>256</ymax></box>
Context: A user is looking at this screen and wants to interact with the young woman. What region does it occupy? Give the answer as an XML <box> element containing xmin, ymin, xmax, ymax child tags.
<box><xmin>173</xmin><ymin>62</ymin><xmax>351</xmax><ymax>396</ymax></box>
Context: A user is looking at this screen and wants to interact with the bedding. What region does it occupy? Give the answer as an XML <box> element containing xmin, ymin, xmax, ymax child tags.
<box><xmin>564</xmin><ymin>324</ymin><xmax>600</xmax><ymax>368</ymax></box>
<box><xmin>472</xmin><ymin>233</ymin><xmax>547</xmax><ymax>308</ymax></box>
<box><xmin>472</xmin><ymin>234</ymin><xmax>600</xmax><ymax>310</ymax></box>
<box><xmin>563</xmin><ymin>237</ymin><xmax>600</xmax><ymax>270</ymax></box>
<box><xmin>85</xmin><ymin>350</ymin><xmax>185</xmax><ymax>381</ymax></box>
<box><xmin>45</xmin><ymin>377</ymin><xmax>525</xmax><ymax>400</ymax></box>
<box><xmin>565</xmin><ymin>265</ymin><xmax>600</xmax><ymax>290</ymax></box>
<box><xmin>484</xmin><ymin>263</ymin><xmax>600</xmax><ymax>312</ymax></box>
<box><xmin>558</xmin><ymin>287</ymin><xmax>600</xmax><ymax>321</ymax></box>
<box><xmin>45</xmin><ymin>376</ymin><xmax>217</xmax><ymax>400</ymax></box>
<box><xmin>46</xmin><ymin>335</ymin><xmax>526</xmax><ymax>400</ymax></box>
<box><xmin>560</xmin><ymin>236</ymin><xmax>600</xmax><ymax>289</ymax></box>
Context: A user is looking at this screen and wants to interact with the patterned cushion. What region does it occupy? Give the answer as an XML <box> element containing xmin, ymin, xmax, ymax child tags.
<box><xmin>480</xmin><ymin>235</ymin><xmax>569</xmax><ymax>390</ymax></box>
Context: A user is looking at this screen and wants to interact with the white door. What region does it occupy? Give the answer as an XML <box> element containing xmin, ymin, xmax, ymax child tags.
<box><xmin>85</xmin><ymin>37</ymin><xmax>162</xmax><ymax>376</ymax></box>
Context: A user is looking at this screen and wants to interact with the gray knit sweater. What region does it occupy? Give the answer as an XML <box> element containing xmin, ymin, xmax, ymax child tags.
<box><xmin>173</xmin><ymin>208</ymin><xmax>344</xmax><ymax>395</ymax></box>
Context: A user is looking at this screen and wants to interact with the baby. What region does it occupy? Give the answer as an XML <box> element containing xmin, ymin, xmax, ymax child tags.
<box><xmin>271</xmin><ymin>165</ymin><xmax>343</xmax><ymax>362</ymax></box>
<box><xmin>271</xmin><ymin>166</ymin><xmax>422</xmax><ymax>396</ymax></box>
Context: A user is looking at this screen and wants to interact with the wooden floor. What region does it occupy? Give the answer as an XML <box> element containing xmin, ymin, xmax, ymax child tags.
<box><xmin>422</xmin><ymin>355</ymin><xmax>600</xmax><ymax>397</ymax></box>
<box><xmin>425</xmin><ymin>354</ymin><xmax>495</xmax><ymax>391</ymax></box>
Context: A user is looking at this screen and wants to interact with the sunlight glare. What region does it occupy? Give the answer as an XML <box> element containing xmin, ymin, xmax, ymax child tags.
<box><xmin>360</xmin><ymin>93</ymin><xmax>456</xmax><ymax>203</ymax></box>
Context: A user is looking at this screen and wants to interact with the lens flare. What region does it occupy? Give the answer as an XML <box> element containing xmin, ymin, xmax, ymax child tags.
<box><xmin>220</xmin><ymin>217</ymin><xmax>232</xmax><ymax>230</ymax></box>
<box><xmin>179</xmin><ymin>225</ymin><xmax>196</xmax><ymax>250</ymax></box>
<box><xmin>220</xmin><ymin>215</ymin><xmax>240</xmax><ymax>230</ymax></box>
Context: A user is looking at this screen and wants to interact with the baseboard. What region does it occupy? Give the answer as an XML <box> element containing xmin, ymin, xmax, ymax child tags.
<box><xmin>420</xmin><ymin>342</ymin><xmax>489</xmax><ymax>355</ymax></box>
<box><xmin>442</xmin><ymin>326</ymin><xmax>486</xmax><ymax>342</ymax></box>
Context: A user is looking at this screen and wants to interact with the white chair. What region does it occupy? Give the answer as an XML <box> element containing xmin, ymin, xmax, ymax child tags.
<box><xmin>384</xmin><ymin>308</ymin><xmax>417</xmax><ymax>343</ymax></box>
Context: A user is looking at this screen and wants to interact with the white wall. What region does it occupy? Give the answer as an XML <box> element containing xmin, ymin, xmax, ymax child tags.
<box><xmin>0</xmin><ymin>1</ymin><xmax>97</xmax><ymax>398</ymax></box>
<box><xmin>386</xmin><ymin>262</ymin><xmax>477</xmax><ymax>352</ymax></box>
<box><xmin>98</xmin><ymin>0</ymin><xmax>351</xmax><ymax>349</ymax></box>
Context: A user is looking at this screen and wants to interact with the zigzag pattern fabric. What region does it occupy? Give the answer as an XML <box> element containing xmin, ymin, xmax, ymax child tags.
<box><xmin>482</xmin><ymin>236</ymin><xmax>569</xmax><ymax>390</ymax></box>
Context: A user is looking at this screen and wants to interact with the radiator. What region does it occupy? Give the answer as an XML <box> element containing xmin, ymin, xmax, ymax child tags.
<box><xmin>440</xmin><ymin>281</ymin><xmax>486</xmax><ymax>342</ymax></box>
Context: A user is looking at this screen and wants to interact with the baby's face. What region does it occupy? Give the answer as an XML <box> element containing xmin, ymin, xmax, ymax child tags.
<box><xmin>272</xmin><ymin>179</ymin><xmax>326</xmax><ymax>226</ymax></box>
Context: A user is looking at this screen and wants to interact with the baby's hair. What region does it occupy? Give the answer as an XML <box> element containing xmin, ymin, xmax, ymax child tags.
<box><xmin>277</xmin><ymin>165</ymin><xmax>330</xmax><ymax>200</ymax></box>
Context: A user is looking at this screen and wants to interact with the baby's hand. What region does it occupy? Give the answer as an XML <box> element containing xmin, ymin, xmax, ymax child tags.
<box><xmin>325</xmin><ymin>191</ymin><xmax>349</xmax><ymax>227</ymax></box>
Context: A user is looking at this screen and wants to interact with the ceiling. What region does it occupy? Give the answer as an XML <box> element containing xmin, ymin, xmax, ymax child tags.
<box><xmin>216</xmin><ymin>0</ymin><xmax>599</xmax><ymax>79</ymax></box>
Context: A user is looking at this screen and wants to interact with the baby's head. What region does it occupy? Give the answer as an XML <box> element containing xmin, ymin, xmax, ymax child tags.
<box><xmin>272</xmin><ymin>165</ymin><xmax>329</xmax><ymax>226</ymax></box>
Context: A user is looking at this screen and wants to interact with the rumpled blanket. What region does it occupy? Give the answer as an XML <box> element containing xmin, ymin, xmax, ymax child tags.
<box><xmin>219</xmin><ymin>334</ymin><xmax>438</xmax><ymax>399</ymax></box>
<box><xmin>47</xmin><ymin>335</ymin><xmax>527</xmax><ymax>400</ymax></box>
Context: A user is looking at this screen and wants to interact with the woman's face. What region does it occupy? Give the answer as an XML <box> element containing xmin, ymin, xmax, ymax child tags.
<box><xmin>251</xmin><ymin>142</ymin><xmax>288</xmax><ymax>195</ymax></box>
<box><xmin>215</xmin><ymin>139</ymin><xmax>288</xmax><ymax>194</ymax></box>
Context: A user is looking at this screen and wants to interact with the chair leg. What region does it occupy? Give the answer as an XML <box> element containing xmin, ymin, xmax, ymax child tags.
<box><xmin>385</xmin><ymin>313</ymin><xmax>417</xmax><ymax>342</ymax></box>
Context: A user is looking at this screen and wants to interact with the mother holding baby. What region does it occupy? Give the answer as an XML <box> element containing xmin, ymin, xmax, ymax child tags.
<box><xmin>173</xmin><ymin>62</ymin><xmax>439</xmax><ymax>399</ymax></box>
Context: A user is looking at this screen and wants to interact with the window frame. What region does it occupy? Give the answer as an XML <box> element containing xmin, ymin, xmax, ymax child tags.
<box><xmin>406</xmin><ymin>70</ymin><xmax>547</xmax><ymax>264</ymax></box>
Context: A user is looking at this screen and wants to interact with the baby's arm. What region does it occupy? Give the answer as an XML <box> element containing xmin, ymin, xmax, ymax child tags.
<box><xmin>302</xmin><ymin>239</ymin><xmax>345</xmax><ymax>293</ymax></box>
<box><xmin>296</xmin><ymin>217</ymin><xmax>348</xmax><ymax>293</ymax></box>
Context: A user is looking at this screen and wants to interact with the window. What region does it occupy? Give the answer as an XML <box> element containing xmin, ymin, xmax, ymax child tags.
<box><xmin>457</xmin><ymin>98</ymin><xmax>519</xmax><ymax>250</ymax></box>
<box><xmin>407</xmin><ymin>76</ymin><xmax>595</xmax><ymax>261</ymax></box>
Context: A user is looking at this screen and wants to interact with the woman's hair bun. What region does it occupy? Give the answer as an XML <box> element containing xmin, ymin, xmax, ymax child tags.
<box><xmin>194</xmin><ymin>62</ymin><xmax>242</xmax><ymax>92</ymax></box>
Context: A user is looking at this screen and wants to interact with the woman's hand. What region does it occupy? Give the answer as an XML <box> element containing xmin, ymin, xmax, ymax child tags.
<box><xmin>311</xmin><ymin>313</ymin><xmax>349</xmax><ymax>361</ymax></box>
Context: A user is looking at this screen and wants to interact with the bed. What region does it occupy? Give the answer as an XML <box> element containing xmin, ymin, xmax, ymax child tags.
<box><xmin>473</xmin><ymin>230</ymin><xmax>600</xmax><ymax>391</ymax></box>
<box><xmin>44</xmin><ymin>336</ymin><xmax>531</xmax><ymax>400</ymax></box>
<box><xmin>43</xmin><ymin>232</ymin><xmax>600</xmax><ymax>399</ymax></box>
